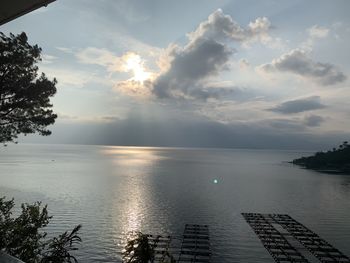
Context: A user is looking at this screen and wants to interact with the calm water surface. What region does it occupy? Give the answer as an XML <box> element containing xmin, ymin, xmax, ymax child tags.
<box><xmin>0</xmin><ymin>144</ymin><xmax>349</xmax><ymax>262</ymax></box>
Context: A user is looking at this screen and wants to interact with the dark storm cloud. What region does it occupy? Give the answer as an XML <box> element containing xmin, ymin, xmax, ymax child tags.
<box><xmin>151</xmin><ymin>9</ymin><xmax>272</xmax><ymax>100</ymax></box>
<box><xmin>188</xmin><ymin>86</ymin><xmax>262</xmax><ymax>101</ymax></box>
<box><xmin>152</xmin><ymin>39</ymin><xmax>234</xmax><ymax>99</ymax></box>
<box><xmin>187</xmin><ymin>86</ymin><xmax>236</xmax><ymax>101</ymax></box>
<box><xmin>268</xmin><ymin>119</ymin><xmax>305</xmax><ymax>131</ymax></box>
<box><xmin>260</xmin><ymin>49</ymin><xmax>346</xmax><ymax>86</ymax></box>
<box><xmin>268</xmin><ymin>96</ymin><xmax>326</xmax><ymax>114</ymax></box>
<box><xmin>303</xmin><ymin>115</ymin><xmax>324</xmax><ymax>127</ymax></box>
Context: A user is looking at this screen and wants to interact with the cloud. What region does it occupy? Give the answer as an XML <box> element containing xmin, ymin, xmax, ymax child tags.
<box><xmin>56</xmin><ymin>47</ymin><xmax>74</xmax><ymax>54</ymax></box>
<box><xmin>75</xmin><ymin>48</ymin><xmax>155</xmax><ymax>97</ymax></box>
<box><xmin>114</xmin><ymin>79</ymin><xmax>153</xmax><ymax>98</ymax></box>
<box><xmin>75</xmin><ymin>47</ymin><xmax>119</xmax><ymax>72</ymax></box>
<box><xmin>186</xmin><ymin>86</ymin><xmax>236</xmax><ymax>101</ymax></box>
<box><xmin>27</xmin><ymin>115</ymin><xmax>347</xmax><ymax>150</ymax></box>
<box><xmin>57</xmin><ymin>113</ymin><xmax>78</xmax><ymax>120</ymax></box>
<box><xmin>76</xmin><ymin>48</ymin><xmax>145</xmax><ymax>73</ymax></box>
<box><xmin>40</xmin><ymin>66</ymin><xmax>107</xmax><ymax>88</ymax></box>
<box><xmin>187</xmin><ymin>9</ymin><xmax>272</xmax><ymax>46</ymax></box>
<box><xmin>41</xmin><ymin>54</ymin><xmax>57</xmax><ymax>64</ymax></box>
<box><xmin>149</xmin><ymin>9</ymin><xmax>273</xmax><ymax>100</ymax></box>
<box><xmin>70</xmin><ymin>10</ymin><xmax>274</xmax><ymax>101</ymax></box>
<box><xmin>100</xmin><ymin>116</ymin><xmax>121</xmax><ymax>122</ymax></box>
<box><xmin>301</xmin><ymin>25</ymin><xmax>330</xmax><ymax>50</ymax></box>
<box><xmin>268</xmin><ymin>118</ymin><xmax>305</xmax><ymax>131</ymax></box>
<box><xmin>152</xmin><ymin>39</ymin><xmax>234</xmax><ymax>99</ymax></box>
<box><xmin>259</xmin><ymin>49</ymin><xmax>346</xmax><ymax>86</ymax></box>
<box><xmin>308</xmin><ymin>25</ymin><xmax>329</xmax><ymax>38</ymax></box>
<box><xmin>239</xmin><ymin>59</ymin><xmax>250</xmax><ymax>69</ymax></box>
<box><xmin>268</xmin><ymin>96</ymin><xmax>326</xmax><ymax>114</ymax></box>
<box><xmin>303</xmin><ymin>115</ymin><xmax>324</xmax><ymax>127</ymax></box>
<box><xmin>58</xmin><ymin>113</ymin><xmax>121</xmax><ymax>123</ymax></box>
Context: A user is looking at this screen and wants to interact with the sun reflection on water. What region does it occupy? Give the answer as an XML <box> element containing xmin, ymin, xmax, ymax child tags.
<box><xmin>101</xmin><ymin>147</ymin><xmax>167</xmax><ymax>167</ymax></box>
<box><xmin>101</xmin><ymin>147</ymin><xmax>165</xmax><ymax>254</ymax></box>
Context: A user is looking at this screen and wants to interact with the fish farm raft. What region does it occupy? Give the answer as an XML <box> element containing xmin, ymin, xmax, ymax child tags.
<box><xmin>242</xmin><ymin>213</ymin><xmax>350</xmax><ymax>263</ymax></box>
<box><xmin>146</xmin><ymin>224</ymin><xmax>211</xmax><ymax>262</ymax></box>
<box><xmin>134</xmin><ymin>214</ymin><xmax>349</xmax><ymax>262</ymax></box>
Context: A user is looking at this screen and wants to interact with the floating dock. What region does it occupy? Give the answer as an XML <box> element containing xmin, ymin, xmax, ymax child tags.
<box><xmin>147</xmin><ymin>234</ymin><xmax>172</xmax><ymax>262</ymax></box>
<box><xmin>242</xmin><ymin>213</ymin><xmax>350</xmax><ymax>263</ymax></box>
<box><xmin>144</xmin><ymin>224</ymin><xmax>211</xmax><ymax>262</ymax></box>
<box><xmin>178</xmin><ymin>224</ymin><xmax>211</xmax><ymax>262</ymax></box>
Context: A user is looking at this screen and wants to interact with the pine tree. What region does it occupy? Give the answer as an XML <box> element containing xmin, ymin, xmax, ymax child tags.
<box><xmin>0</xmin><ymin>32</ymin><xmax>57</xmax><ymax>143</ymax></box>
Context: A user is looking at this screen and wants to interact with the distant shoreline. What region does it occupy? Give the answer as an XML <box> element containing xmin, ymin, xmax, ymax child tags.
<box><xmin>291</xmin><ymin>141</ymin><xmax>350</xmax><ymax>175</ymax></box>
<box><xmin>290</xmin><ymin>163</ymin><xmax>350</xmax><ymax>175</ymax></box>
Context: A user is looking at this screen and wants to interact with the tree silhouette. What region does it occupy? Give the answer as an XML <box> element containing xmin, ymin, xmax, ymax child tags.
<box><xmin>122</xmin><ymin>232</ymin><xmax>176</xmax><ymax>263</ymax></box>
<box><xmin>292</xmin><ymin>141</ymin><xmax>350</xmax><ymax>173</ymax></box>
<box><xmin>0</xmin><ymin>32</ymin><xmax>57</xmax><ymax>143</ymax></box>
<box><xmin>122</xmin><ymin>232</ymin><xmax>155</xmax><ymax>263</ymax></box>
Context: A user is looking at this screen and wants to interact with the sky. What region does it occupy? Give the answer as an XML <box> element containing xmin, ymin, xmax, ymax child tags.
<box><xmin>2</xmin><ymin>0</ymin><xmax>350</xmax><ymax>149</ymax></box>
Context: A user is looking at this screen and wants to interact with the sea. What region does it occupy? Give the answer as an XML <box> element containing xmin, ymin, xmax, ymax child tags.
<box><xmin>0</xmin><ymin>144</ymin><xmax>349</xmax><ymax>262</ymax></box>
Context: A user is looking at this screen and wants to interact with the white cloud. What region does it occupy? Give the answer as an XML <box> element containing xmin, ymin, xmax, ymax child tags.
<box><xmin>239</xmin><ymin>58</ymin><xmax>250</xmax><ymax>70</ymax></box>
<box><xmin>56</xmin><ymin>47</ymin><xmax>74</xmax><ymax>54</ymax></box>
<box><xmin>75</xmin><ymin>47</ymin><xmax>118</xmax><ymax>72</ymax></box>
<box><xmin>40</xmin><ymin>66</ymin><xmax>109</xmax><ymax>88</ymax></box>
<box><xmin>41</xmin><ymin>54</ymin><xmax>57</xmax><ymax>65</ymax></box>
<box><xmin>301</xmin><ymin>25</ymin><xmax>330</xmax><ymax>50</ymax></box>
<box><xmin>308</xmin><ymin>25</ymin><xmax>329</xmax><ymax>39</ymax></box>
<box><xmin>58</xmin><ymin>113</ymin><xmax>121</xmax><ymax>123</ymax></box>
<box><xmin>76</xmin><ymin>48</ymin><xmax>153</xmax><ymax>80</ymax></box>
<box><xmin>114</xmin><ymin>79</ymin><xmax>153</xmax><ymax>98</ymax></box>
<box><xmin>187</xmin><ymin>9</ymin><xmax>272</xmax><ymax>47</ymax></box>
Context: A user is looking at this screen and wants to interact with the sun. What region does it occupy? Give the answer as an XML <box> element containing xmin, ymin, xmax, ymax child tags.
<box><xmin>124</xmin><ymin>53</ymin><xmax>151</xmax><ymax>83</ymax></box>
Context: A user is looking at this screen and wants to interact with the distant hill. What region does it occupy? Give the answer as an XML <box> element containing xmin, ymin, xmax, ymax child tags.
<box><xmin>292</xmin><ymin>141</ymin><xmax>350</xmax><ymax>173</ymax></box>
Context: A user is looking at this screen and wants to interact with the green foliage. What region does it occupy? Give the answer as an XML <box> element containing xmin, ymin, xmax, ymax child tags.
<box><xmin>1</xmin><ymin>199</ymin><xmax>50</xmax><ymax>262</ymax></box>
<box><xmin>122</xmin><ymin>232</ymin><xmax>175</xmax><ymax>263</ymax></box>
<box><xmin>292</xmin><ymin>141</ymin><xmax>350</xmax><ymax>172</ymax></box>
<box><xmin>0</xmin><ymin>197</ymin><xmax>82</xmax><ymax>263</ymax></box>
<box><xmin>0</xmin><ymin>32</ymin><xmax>57</xmax><ymax>143</ymax></box>
<box><xmin>42</xmin><ymin>225</ymin><xmax>82</xmax><ymax>263</ymax></box>
<box><xmin>122</xmin><ymin>232</ymin><xmax>155</xmax><ymax>263</ymax></box>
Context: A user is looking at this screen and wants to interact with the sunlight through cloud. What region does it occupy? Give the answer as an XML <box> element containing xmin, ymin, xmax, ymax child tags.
<box><xmin>123</xmin><ymin>53</ymin><xmax>152</xmax><ymax>83</ymax></box>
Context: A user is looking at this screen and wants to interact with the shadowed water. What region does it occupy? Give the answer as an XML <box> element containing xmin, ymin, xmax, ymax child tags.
<box><xmin>1</xmin><ymin>144</ymin><xmax>350</xmax><ymax>262</ymax></box>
